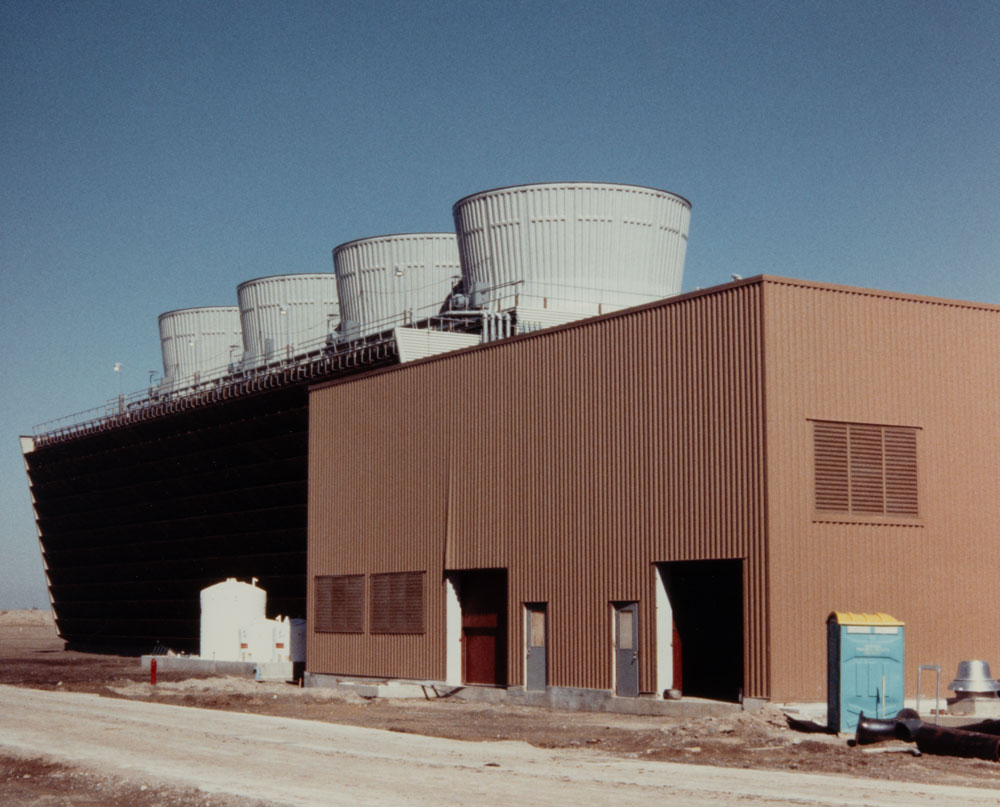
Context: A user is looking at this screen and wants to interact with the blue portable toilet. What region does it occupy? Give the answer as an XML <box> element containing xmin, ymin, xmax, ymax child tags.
<box><xmin>827</xmin><ymin>612</ymin><xmax>904</xmax><ymax>733</ymax></box>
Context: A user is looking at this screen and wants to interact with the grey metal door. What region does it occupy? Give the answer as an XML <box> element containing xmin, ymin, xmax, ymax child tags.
<box><xmin>614</xmin><ymin>602</ymin><xmax>639</xmax><ymax>697</ymax></box>
<box><xmin>525</xmin><ymin>603</ymin><xmax>547</xmax><ymax>691</ymax></box>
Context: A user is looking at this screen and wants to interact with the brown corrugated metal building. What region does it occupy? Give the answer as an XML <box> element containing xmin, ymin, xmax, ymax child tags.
<box><xmin>307</xmin><ymin>275</ymin><xmax>1000</xmax><ymax>703</ymax></box>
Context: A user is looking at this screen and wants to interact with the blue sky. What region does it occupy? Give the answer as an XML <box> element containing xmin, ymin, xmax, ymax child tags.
<box><xmin>2</xmin><ymin>0</ymin><xmax>999</xmax><ymax>608</ymax></box>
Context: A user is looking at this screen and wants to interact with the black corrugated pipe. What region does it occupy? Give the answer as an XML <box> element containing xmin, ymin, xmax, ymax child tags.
<box><xmin>854</xmin><ymin>710</ymin><xmax>922</xmax><ymax>746</ymax></box>
<box><xmin>953</xmin><ymin>719</ymin><xmax>1000</xmax><ymax>736</ymax></box>
<box><xmin>913</xmin><ymin>725</ymin><xmax>1000</xmax><ymax>761</ymax></box>
<box><xmin>892</xmin><ymin>717</ymin><xmax>922</xmax><ymax>743</ymax></box>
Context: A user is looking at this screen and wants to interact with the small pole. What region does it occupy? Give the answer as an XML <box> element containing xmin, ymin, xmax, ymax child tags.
<box><xmin>150</xmin><ymin>657</ymin><xmax>157</xmax><ymax>686</ymax></box>
<box><xmin>114</xmin><ymin>362</ymin><xmax>123</xmax><ymax>413</ymax></box>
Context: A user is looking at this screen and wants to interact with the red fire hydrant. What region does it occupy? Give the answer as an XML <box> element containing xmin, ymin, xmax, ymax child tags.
<box><xmin>150</xmin><ymin>657</ymin><xmax>157</xmax><ymax>686</ymax></box>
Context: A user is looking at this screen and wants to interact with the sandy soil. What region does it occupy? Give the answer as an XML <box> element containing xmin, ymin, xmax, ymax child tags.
<box><xmin>2</xmin><ymin>610</ymin><xmax>1000</xmax><ymax>805</ymax></box>
<box><xmin>10</xmin><ymin>684</ymin><xmax>1000</xmax><ymax>807</ymax></box>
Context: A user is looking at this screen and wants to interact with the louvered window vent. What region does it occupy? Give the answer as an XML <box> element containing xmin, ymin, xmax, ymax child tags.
<box><xmin>813</xmin><ymin>421</ymin><xmax>919</xmax><ymax>517</ymax></box>
<box><xmin>314</xmin><ymin>574</ymin><xmax>364</xmax><ymax>633</ymax></box>
<box><xmin>370</xmin><ymin>571</ymin><xmax>425</xmax><ymax>634</ymax></box>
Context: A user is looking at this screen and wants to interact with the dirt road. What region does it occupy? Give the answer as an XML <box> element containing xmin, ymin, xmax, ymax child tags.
<box><xmin>1</xmin><ymin>684</ymin><xmax>998</xmax><ymax>807</ymax></box>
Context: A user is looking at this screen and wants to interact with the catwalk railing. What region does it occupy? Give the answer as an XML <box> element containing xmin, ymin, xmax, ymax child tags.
<box><xmin>29</xmin><ymin>301</ymin><xmax>496</xmax><ymax>448</ymax></box>
<box><xmin>28</xmin><ymin>278</ymin><xmax>646</xmax><ymax>449</ymax></box>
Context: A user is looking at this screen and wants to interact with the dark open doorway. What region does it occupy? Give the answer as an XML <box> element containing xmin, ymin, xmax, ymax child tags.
<box><xmin>456</xmin><ymin>569</ymin><xmax>508</xmax><ymax>686</ymax></box>
<box><xmin>658</xmin><ymin>559</ymin><xmax>743</xmax><ymax>702</ymax></box>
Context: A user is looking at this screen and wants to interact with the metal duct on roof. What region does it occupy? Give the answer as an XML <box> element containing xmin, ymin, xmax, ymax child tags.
<box><xmin>237</xmin><ymin>273</ymin><xmax>340</xmax><ymax>368</ymax></box>
<box><xmin>452</xmin><ymin>182</ymin><xmax>691</xmax><ymax>315</ymax></box>
<box><xmin>333</xmin><ymin>233</ymin><xmax>461</xmax><ymax>340</ymax></box>
<box><xmin>158</xmin><ymin>306</ymin><xmax>243</xmax><ymax>391</ymax></box>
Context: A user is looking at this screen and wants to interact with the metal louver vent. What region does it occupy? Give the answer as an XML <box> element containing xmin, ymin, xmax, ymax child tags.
<box><xmin>370</xmin><ymin>571</ymin><xmax>425</xmax><ymax>634</ymax></box>
<box><xmin>814</xmin><ymin>422</ymin><xmax>849</xmax><ymax>511</ymax></box>
<box><xmin>884</xmin><ymin>427</ymin><xmax>918</xmax><ymax>515</ymax></box>
<box><xmin>813</xmin><ymin>421</ymin><xmax>918</xmax><ymax>518</ymax></box>
<box><xmin>314</xmin><ymin>575</ymin><xmax>364</xmax><ymax>633</ymax></box>
<box><xmin>849</xmin><ymin>424</ymin><xmax>885</xmax><ymax>514</ymax></box>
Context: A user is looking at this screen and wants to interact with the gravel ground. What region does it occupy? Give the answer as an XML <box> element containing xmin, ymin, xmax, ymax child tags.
<box><xmin>2</xmin><ymin>610</ymin><xmax>1000</xmax><ymax>805</ymax></box>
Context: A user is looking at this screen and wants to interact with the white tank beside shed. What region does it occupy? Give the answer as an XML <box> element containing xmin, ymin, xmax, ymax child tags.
<box><xmin>198</xmin><ymin>577</ymin><xmax>305</xmax><ymax>666</ymax></box>
<box><xmin>199</xmin><ymin>577</ymin><xmax>267</xmax><ymax>662</ymax></box>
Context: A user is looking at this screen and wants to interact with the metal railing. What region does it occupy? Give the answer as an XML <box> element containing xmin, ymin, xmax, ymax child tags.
<box><xmin>30</xmin><ymin>277</ymin><xmax>648</xmax><ymax>447</ymax></box>
<box><xmin>31</xmin><ymin>307</ymin><xmax>480</xmax><ymax>447</ymax></box>
<box><xmin>31</xmin><ymin>335</ymin><xmax>393</xmax><ymax>447</ymax></box>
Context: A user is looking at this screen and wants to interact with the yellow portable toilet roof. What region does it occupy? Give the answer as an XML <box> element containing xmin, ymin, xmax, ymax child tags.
<box><xmin>828</xmin><ymin>611</ymin><xmax>904</xmax><ymax>626</ymax></box>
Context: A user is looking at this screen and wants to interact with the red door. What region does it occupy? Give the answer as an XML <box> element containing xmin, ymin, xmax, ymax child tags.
<box><xmin>460</xmin><ymin>570</ymin><xmax>507</xmax><ymax>686</ymax></box>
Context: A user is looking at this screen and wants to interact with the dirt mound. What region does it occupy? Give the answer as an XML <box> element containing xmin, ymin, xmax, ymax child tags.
<box><xmin>109</xmin><ymin>676</ymin><xmax>367</xmax><ymax>704</ymax></box>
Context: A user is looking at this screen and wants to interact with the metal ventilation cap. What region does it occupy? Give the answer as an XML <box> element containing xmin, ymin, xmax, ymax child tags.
<box><xmin>948</xmin><ymin>660</ymin><xmax>1000</xmax><ymax>693</ymax></box>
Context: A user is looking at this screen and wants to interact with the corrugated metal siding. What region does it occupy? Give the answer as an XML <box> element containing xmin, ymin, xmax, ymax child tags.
<box><xmin>308</xmin><ymin>282</ymin><xmax>768</xmax><ymax>696</ymax></box>
<box><xmin>763</xmin><ymin>278</ymin><xmax>1000</xmax><ymax>700</ymax></box>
